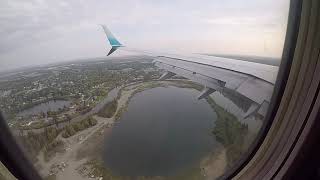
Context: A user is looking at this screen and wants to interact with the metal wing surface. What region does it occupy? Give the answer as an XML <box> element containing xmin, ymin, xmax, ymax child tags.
<box><xmin>101</xmin><ymin>25</ymin><xmax>279</xmax><ymax>118</ymax></box>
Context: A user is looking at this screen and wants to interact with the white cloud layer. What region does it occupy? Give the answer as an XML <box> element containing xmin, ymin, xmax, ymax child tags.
<box><xmin>0</xmin><ymin>0</ymin><xmax>289</xmax><ymax>71</ymax></box>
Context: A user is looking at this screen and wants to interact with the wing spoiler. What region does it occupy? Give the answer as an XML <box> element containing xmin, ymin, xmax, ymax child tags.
<box><xmin>100</xmin><ymin>25</ymin><xmax>276</xmax><ymax>119</ymax></box>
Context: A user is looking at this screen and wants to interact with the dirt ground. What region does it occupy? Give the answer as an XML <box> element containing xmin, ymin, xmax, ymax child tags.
<box><xmin>35</xmin><ymin>87</ymin><xmax>136</xmax><ymax>180</ymax></box>
<box><xmin>35</xmin><ymin>81</ymin><xmax>228</xmax><ymax>180</ymax></box>
<box><xmin>200</xmin><ymin>145</ymin><xmax>227</xmax><ymax>180</ymax></box>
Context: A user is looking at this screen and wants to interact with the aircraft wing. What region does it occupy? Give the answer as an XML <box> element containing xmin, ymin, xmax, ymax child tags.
<box><xmin>101</xmin><ymin>25</ymin><xmax>278</xmax><ymax>118</ymax></box>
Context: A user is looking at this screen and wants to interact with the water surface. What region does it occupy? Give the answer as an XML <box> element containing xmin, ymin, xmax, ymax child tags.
<box><xmin>18</xmin><ymin>100</ymin><xmax>70</xmax><ymax>117</ymax></box>
<box><xmin>103</xmin><ymin>86</ymin><xmax>218</xmax><ymax>176</ymax></box>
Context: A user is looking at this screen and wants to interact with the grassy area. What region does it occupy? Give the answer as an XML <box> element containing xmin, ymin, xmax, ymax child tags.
<box><xmin>43</xmin><ymin>139</ymin><xmax>65</xmax><ymax>162</ymax></box>
<box><xmin>61</xmin><ymin>117</ymin><xmax>97</xmax><ymax>138</ymax></box>
<box><xmin>114</xmin><ymin>106</ymin><xmax>127</xmax><ymax>121</ymax></box>
<box><xmin>97</xmin><ymin>99</ymin><xmax>118</xmax><ymax>118</ymax></box>
<box><xmin>91</xmin><ymin>89</ymin><xmax>109</xmax><ymax>106</ymax></box>
<box><xmin>43</xmin><ymin>174</ymin><xmax>56</xmax><ymax>180</ymax></box>
<box><xmin>81</xmin><ymin>159</ymin><xmax>204</xmax><ymax>180</ymax></box>
<box><xmin>16</xmin><ymin>127</ymin><xmax>60</xmax><ymax>162</ymax></box>
<box><xmin>206</xmin><ymin>96</ymin><xmax>248</xmax><ymax>168</ymax></box>
<box><xmin>17</xmin><ymin>120</ymin><xmax>47</xmax><ymax>130</ymax></box>
<box><xmin>167</xmin><ymin>80</ymin><xmax>203</xmax><ymax>91</ymax></box>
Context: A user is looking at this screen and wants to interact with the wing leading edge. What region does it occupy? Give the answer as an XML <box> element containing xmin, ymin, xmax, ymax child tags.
<box><xmin>101</xmin><ymin>25</ymin><xmax>123</xmax><ymax>55</ymax></box>
<box><xmin>101</xmin><ymin>25</ymin><xmax>278</xmax><ymax>119</ymax></box>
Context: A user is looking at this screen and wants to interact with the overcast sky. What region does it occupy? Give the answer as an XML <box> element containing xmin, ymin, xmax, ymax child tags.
<box><xmin>0</xmin><ymin>0</ymin><xmax>289</xmax><ymax>72</ymax></box>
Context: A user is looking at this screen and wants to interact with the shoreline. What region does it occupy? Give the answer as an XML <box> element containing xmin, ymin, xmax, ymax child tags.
<box><xmin>200</xmin><ymin>144</ymin><xmax>227</xmax><ymax>180</ymax></box>
<box><xmin>34</xmin><ymin>80</ymin><xmax>228</xmax><ymax>180</ymax></box>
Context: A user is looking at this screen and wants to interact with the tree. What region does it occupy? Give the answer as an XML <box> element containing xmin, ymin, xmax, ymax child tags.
<box><xmin>65</xmin><ymin>114</ymin><xmax>72</xmax><ymax>124</ymax></box>
<box><xmin>41</xmin><ymin>111</ymin><xmax>46</xmax><ymax>118</ymax></box>
<box><xmin>44</xmin><ymin>126</ymin><xmax>48</xmax><ymax>140</ymax></box>
<box><xmin>82</xmin><ymin>119</ymin><xmax>90</xmax><ymax>128</ymax></box>
<box><xmin>88</xmin><ymin>117</ymin><xmax>97</xmax><ymax>126</ymax></box>
<box><xmin>47</xmin><ymin>110</ymin><xmax>51</xmax><ymax>117</ymax></box>
<box><xmin>53</xmin><ymin>114</ymin><xmax>58</xmax><ymax>128</ymax></box>
<box><xmin>62</xmin><ymin>125</ymin><xmax>76</xmax><ymax>138</ymax></box>
<box><xmin>19</xmin><ymin>128</ymin><xmax>24</xmax><ymax>136</ymax></box>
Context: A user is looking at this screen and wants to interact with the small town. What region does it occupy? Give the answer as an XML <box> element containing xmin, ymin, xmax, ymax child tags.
<box><xmin>0</xmin><ymin>56</ymin><xmax>160</xmax><ymax>130</ymax></box>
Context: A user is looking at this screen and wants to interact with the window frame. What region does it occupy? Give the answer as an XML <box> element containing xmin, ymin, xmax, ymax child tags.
<box><xmin>0</xmin><ymin>0</ymin><xmax>308</xmax><ymax>179</ymax></box>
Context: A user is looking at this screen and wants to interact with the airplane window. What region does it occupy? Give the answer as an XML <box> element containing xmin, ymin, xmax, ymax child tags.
<box><xmin>0</xmin><ymin>0</ymin><xmax>290</xmax><ymax>179</ymax></box>
<box><xmin>0</xmin><ymin>161</ymin><xmax>16</xmax><ymax>180</ymax></box>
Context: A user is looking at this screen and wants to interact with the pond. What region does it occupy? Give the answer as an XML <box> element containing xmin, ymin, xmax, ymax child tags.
<box><xmin>18</xmin><ymin>100</ymin><xmax>71</xmax><ymax>117</ymax></box>
<box><xmin>103</xmin><ymin>86</ymin><xmax>218</xmax><ymax>176</ymax></box>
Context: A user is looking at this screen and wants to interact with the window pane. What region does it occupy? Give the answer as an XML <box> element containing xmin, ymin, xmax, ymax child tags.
<box><xmin>0</xmin><ymin>0</ymin><xmax>289</xmax><ymax>179</ymax></box>
<box><xmin>0</xmin><ymin>161</ymin><xmax>17</xmax><ymax>180</ymax></box>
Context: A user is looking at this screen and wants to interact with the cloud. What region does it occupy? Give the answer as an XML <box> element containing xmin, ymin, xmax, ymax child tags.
<box><xmin>0</xmin><ymin>0</ymin><xmax>290</xmax><ymax>71</ymax></box>
<box><xmin>201</xmin><ymin>16</ymin><xmax>277</xmax><ymax>27</ymax></box>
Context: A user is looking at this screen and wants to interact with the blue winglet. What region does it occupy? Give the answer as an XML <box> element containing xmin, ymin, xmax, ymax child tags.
<box><xmin>101</xmin><ymin>25</ymin><xmax>123</xmax><ymax>55</ymax></box>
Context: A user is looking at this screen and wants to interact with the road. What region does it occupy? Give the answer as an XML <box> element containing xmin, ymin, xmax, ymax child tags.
<box><xmin>14</xmin><ymin>87</ymin><xmax>120</xmax><ymax>134</ymax></box>
<box><xmin>13</xmin><ymin>80</ymin><xmax>145</xmax><ymax>135</ymax></box>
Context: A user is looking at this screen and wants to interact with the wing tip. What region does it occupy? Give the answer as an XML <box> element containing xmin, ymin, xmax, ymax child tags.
<box><xmin>100</xmin><ymin>24</ymin><xmax>123</xmax><ymax>56</ymax></box>
<box><xmin>100</xmin><ymin>24</ymin><xmax>123</xmax><ymax>47</ymax></box>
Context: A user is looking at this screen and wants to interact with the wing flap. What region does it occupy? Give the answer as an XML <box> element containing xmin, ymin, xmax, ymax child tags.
<box><xmin>101</xmin><ymin>25</ymin><xmax>277</xmax><ymax>118</ymax></box>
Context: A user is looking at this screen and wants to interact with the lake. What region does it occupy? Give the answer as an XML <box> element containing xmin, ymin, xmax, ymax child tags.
<box><xmin>18</xmin><ymin>100</ymin><xmax>70</xmax><ymax>117</ymax></box>
<box><xmin>103</xmin><ymin>86</ymin><xmax>218</xmax><ymax>176</ymax></box>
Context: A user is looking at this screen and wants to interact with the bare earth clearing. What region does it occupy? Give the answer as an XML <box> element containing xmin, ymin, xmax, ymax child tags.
<box><xmin>36</xmin><ymin>86</ymin><xmax>136</xmax><ymax>179</ymax></box>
